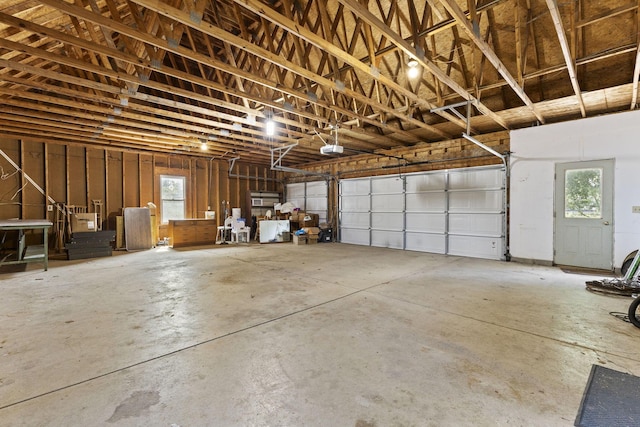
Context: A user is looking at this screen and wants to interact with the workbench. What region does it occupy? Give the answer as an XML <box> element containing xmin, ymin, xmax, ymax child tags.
<box><xmin>0</xmin><ymin>219</ymin><xmax>53</xmax><ymax>271</ymax></box>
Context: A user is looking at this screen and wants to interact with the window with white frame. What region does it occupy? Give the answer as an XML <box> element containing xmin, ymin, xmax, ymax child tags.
<box><xmin>160</xmin><ymin>175</ymin><xmax>186</xmax><ymax>224</ymax></box>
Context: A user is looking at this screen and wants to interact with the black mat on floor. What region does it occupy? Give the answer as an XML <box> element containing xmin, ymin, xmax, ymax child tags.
<box><xmin>575</xmin><ymin>365</ymin><xmax>640</xmax><ymax>426</ymax></box>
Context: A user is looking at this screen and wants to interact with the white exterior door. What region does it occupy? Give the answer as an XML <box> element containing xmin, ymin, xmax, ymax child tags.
<box><xmin>554</xmin><ymin>159</ymin><xmax>614</xmax><ymax>269</ymax></box>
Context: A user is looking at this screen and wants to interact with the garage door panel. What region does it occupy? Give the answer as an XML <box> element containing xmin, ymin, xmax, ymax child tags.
<box><xmin>339</xmin><ymin>166</ymin><xmax>505</xmax><ymax>261</ymax></box>
<box><xmin>449</xmin><ymin>213</ymin><xmax>502</xmax><ymax>236</ymax></box>
<box><xmin>372</xmin><ymin>176</ymin><xmax>403</xmax><ymax>193</ymax></box>
<box><xmin>306</xmin><ymin>197</ymin><xmax>327</xmax><ymax>212</ymax></box>
<box><xmin>449</xmin><ymin>235</ymin><xmax>503</xmax><ymax>259</ymax></box>
<box><xmin>371</xmin><ymin>230</ymin><xmax>403</xmax><ymax>249</ymax></box>
<box><xmin>449</xmin><ymin>168</ymin><xmax>503</xmax><ymax>189</ymax></box>
<box><xmin>286</xmin><ymin>182</ymin><xmax>328</xmax><ymax>223</ymax></box>
<box><xmin>286</xmin><ymin>183</ymin><xmax>306</xmax><ymax>198</ymax></box>
<box><xmin>306</xmin><ymin>181</ymin><xmax>327</xmax><ymax>196</ymax></box>
<box><xmin>372</xmin><ymin>194</ymin><xmax>403</xmax><ymax>212</ymax></box>
<box><xmin>372</xmin><ymin>212</ymin><xmax>403</xmax><ymax>231</ymax></box>
<box><xmin>341</xmin><ymin>179</ymin><xmax>370</xmax><ymax>195</ymax></box>
<box><xmin>406</xmin><ymin>193</ymin><xmax>446</xmax><ymax>211</ymax></box>
<box><xmin>449</xmin><ymin>190</ymin><xmax>503</xmax><ymax>212</ymax></box>
<box><xmin>340</xmin><ymin>212</ymin><xmax>369</xmax><ymax>228</ymax></box>
<box><xmin>406</xmin><ymin>213</ymin><xmax>446</xmax><ymax>233</ymax></box>
<box><xmin>406</xmin><ymin>174</ymin><xmax>446</xmax><ymax>192</ymax></box>
<box><xmin>405</xmin><ymin>232</ymin><xmax>446</xmax><ymax>253</ymax></box>
<box><xmin>341</xmin><ymin>228</ymin><xmax>370</xmax><ymax>245</ymax></box>
<box><xmin>341</xmin><ymin>195</ymin><xmax>370</xmax><ymax>211</ymax></box>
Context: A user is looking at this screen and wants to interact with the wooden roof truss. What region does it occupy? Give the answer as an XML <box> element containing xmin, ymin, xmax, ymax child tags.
<box><xmin>0</xmin><ymin>0</ymin><xmax>637</xmax><ymax>165</ymax></box>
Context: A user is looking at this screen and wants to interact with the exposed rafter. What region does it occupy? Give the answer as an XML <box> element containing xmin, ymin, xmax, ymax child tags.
<box><xmin>545</xmin><ymin>0</ymin><xmax>586</xmax><ymax>117</ymax></box>
<box><xmin>0</xmin><ymin>0</ymin><xmax>637</xmax><ymax>165</ymax></box>
<box><xmin>436</xmin><ymin>0</ymin><xmax>545</xmax><ymax>124</ymax></box>
<box><xmin>336</xmin><ymin>0</ymin><xmax>508</xmax><ymax>129</ymax></box>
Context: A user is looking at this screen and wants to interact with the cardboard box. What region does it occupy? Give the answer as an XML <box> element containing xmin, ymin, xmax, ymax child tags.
<box><xmin>298</xmin><ymin>213</ymin><xmax>319</xmax><ymax>227</ymax></box>
<box><xmin>292</xmin><ymin>234</ymin><xmax>307</xmax><ymax>245</ymax></box>
<box><xmin>71</xmin><ymin>213</ymin><xmax>97</xmax><ymax>233</ymax></box>
<box><xmin>302</xmin><ymin>227</ymin><xmax>320</xmax><ymax>236</ymax></box>
<box><xmin>307</xmin><ymin>235</ymin><xmax>318</xmax><ymax>244</ymax></box>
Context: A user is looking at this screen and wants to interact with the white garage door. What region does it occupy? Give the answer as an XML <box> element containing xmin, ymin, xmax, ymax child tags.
<box><xmin>286</xmin><ymin>181</ymin><xmax>329</xmax><ymax>223</ymax></box>
<box><xmin>339</xmin><ymin>165</ymin><xmax>506</xmax><ymax>260</ymax></box>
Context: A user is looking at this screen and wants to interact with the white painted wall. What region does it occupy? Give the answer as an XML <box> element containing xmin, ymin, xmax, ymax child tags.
<box><xmin>510</xmin><ymin>110</ymin><xmax>640</xmax><ymax>268</ymax></box>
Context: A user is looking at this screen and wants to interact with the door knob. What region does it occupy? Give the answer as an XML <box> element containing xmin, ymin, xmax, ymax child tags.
<box><xmin>603</xmin><ymin>221</ymin><xmax>610</xmax><ymax>225</ymax></box>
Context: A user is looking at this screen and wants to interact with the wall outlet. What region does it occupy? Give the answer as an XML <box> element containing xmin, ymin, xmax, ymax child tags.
<box><xmin>633</xmin><ymin>206</ymin><xmax>640</xmax><ymax>214</ymax></box>
<box><xmin>47</xmin><ymin>204</ymin><xmax>53</xmax><ymax>211</ymax></box>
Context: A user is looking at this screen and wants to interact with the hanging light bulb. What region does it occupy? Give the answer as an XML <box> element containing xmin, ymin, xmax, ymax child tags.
<box><xmin>265</xmin><ymin>119</ymin><xmax>276</xmax><ymax>136</ymax></box>
<box><xmin>200</xmin><ymin>139</ymin><xmax>207</xmax><ymax>151</ymax></box>
<box><xmin>407</xmin><ymin>59</ymin><xmax>420</xmax><ymax>79</ymax></box>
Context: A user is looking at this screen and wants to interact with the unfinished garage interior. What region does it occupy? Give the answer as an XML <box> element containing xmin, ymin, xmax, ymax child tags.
<box><xmin>2</xmin><ymin>0</ymin><xmax>640</xmax><ymax>425</ymax></box>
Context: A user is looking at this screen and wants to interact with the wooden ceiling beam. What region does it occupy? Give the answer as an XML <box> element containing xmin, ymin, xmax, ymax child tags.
<box><xmin>514</xmin><ymin>0</ymin><xmax>526</xmax><ymax>87</ymax></box>
<box><xmin>35</xmin><ymin>0</ymin><xmax>439</xmax><ymax>145</ymax></box>
<box><xmin>436</xmin><ymin>0</ymin><xmax>544</xmax><ymax>124</ymax></box>
<box><xmin>425</xmin><ymin>6</ymin><xmax>443</xmax><ymax>106</ymax></box>
<box><xmin>0</xmin><ymin>61</ymin><xmax>321</xmax><ymax>161</ymax></box>
<box><xmin>326</xmin><ymin>0</ymin><xmax>507</xmax><ymax>83</ymax></box>
<box><xmin>576</xmin><ymin>2</ymin><xmax>638</xmax><ymax>28</ymax></box>
<box><xmin>336</xmin><ymin>0</ymin><xmax>505</xmax><ymax>129</ymax></box>
<box><xmin>0</xmin><ymin>126</ymin><xmax>230</xmax><ymax>159</ymax></box>
<box><xmin>545</xmin><ymin>0</ymin><xmax>586</xmax><ymax>117</ymax></box>
<box><xmin>485</xmin><ymin>8</ymin><xmax>512</xmax><ymax>108</ymax></box>
<box><xmin>33</xmin><ymin>0</ymin><xmax>331</xmax><ymax>129</ymax></box>
<box><xmin>223</xmin><ymin>0</ymin><xmax>455</xmax><ymax>137</ymax></box>
<box><xmin>0</xmin><ymin>124</ymin><xmax>204</xmax><ymax>157</ymax></box>
<box><xmin>0</xmin><ymin>37</ymin><xmax>281</xmax><ymax>129</ymax></box>
<box><xmin>0</xmin><ymin>13</ymin><xmax>322</xmax><ymax>131</ymax></box>
<box><xmin>0</xmin><ymin>118</ymin><xmax>295</xmax><ymax>163</ymax></box>
<box><xmin>1</xmin><ymin>111</ymin><xmax>210</xmax><ymax>153</ymax></box>
<box><xmin>3</xmin><ymin>54</ymin><xmax>393</xmax><ymax>158</ymax></box>
<box><xmin>0</xmin><ymin>89</ymin><xmax>312</xmax><ymax>162</ymax></box>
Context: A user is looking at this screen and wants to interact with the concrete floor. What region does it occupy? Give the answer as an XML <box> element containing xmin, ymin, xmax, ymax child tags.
<box><xmin>1</xmin><ymin>242</ymin><xmax>639</xmax><ymax>426</ymax></box>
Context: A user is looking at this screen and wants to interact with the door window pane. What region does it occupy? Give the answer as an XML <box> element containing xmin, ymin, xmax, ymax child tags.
<box><xmin>564</xmin><ymin>168</ymin><xmax>602</xmax><ymax>218</ymax></box>
<box><xmin>161</xmin><ymin>175</ymin><xmax>185</xmax><ymax>223</ymax></box>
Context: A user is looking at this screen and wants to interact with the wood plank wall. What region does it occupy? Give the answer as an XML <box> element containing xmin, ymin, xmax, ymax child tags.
<box><xmin>0</xmin><ymin>138</ymin><xmax>281</xmax><ymax>244</ymax></box>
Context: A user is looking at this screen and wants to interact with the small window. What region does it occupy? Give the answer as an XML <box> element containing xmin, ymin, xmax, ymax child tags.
<box><xmin>160</xmin><ymin>175</ymin><xmax>186</xmax><ymax>224</ymax></box>
<box><xmin>564</xmin><ymin>168</ymin><xmax>602</xmax><ymax>219</ymax></box>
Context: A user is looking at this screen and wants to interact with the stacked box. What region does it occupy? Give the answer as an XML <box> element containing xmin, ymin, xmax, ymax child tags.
<box><xmin>302</xmin><ymin>227</ymin><xmax>319</xmax><ymax>244</ymax></box>
<box><xmin>302</xmin><ymin>227</ymin><xmax>320</xmax><ymax>235</ymax></box>
<box><xmin>293</xmin><ymin>212</ymin><xmax>320</xmax><ymax>228</ymax></box>
<box><xmin>292</xmin><ymin>234</ymin><xmax>307</xmax><ymax>245</ymax></box>
<box><xmin>71</xmin><ymin>213</ymin><xmax>98</xmax><ymax>233</ymax></box>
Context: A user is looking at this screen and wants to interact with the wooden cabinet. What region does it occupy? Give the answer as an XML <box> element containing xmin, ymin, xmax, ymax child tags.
<box><xmin>168</xmin><ymin>219</ymin><xmax>217</xmax><ymax>248</ymax></box>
